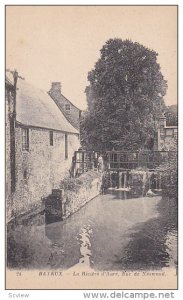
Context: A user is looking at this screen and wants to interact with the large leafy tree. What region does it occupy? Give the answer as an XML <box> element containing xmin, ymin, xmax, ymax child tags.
<box><xmin>81</xmin><ymin>39</ymin><xmax>167</xmax><ymax>151</ymax></box>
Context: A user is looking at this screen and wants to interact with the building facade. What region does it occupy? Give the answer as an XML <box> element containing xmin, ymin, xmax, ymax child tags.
<box><xmin>48</xmin><ymin>82</ymin><xmax>81</xmax><ymax>130</ymax></box>
<box><xmin>6</xmin><ymin>74</ymin><xmax>80</xmax><ymax>220</ymax></box>
<box><xmin>6</xmin><ymin>76</ymin><xmax>16</xmax><ymax>219</ymax></box>
<box><xmin>157</xmin><ymin>114</ymin><xmax>178</xmax><ymax>151</ymax></box>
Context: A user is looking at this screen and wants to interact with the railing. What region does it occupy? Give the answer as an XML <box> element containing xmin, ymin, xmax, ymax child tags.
<box><xmin>70</xmin><ymin>150</ymin><xmax>176</xmax><ymax>177</ymax></box>
<box><xmin>69</xmin><ymin>150</ymin><xmax>100</xmax><ymax>177</ymax></box>
<box><xmin>106</xmin><ymin>150</ymin><xmax>175</xmax><ymax>170</ymax></box>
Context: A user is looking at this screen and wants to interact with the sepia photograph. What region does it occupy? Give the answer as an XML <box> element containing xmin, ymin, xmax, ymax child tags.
<box><xmin>5</xmin><ymin>5</ymin><xmax>178</xmax><ymax>290</ymax></box>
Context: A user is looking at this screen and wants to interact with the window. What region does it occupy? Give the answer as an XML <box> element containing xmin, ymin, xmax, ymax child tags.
<box><xmin>65</xmin><ymin>104</ymin><xmax>71</xmax><ymax>113</ymax></box>
<box><xmin>160</xmin><ymin>126</ymin><xmax>165</xmax><ymax>137</ymax></box>
<box><xmin>165</xmin><ymin>129</ymin><xmax>173</xmax><ymax>137</ymax></box>
<box><xmin>65</xmin><ymin>134</ymin><xmax>68</xmax><ymax>159</ymax></box>
<box><xmin>174</xmin><ymin>129</ymin><xmax>178</xmax><ymax>138</ymax></box>
<box><xmin>22</xmin><ymin>128</ymin><xmax>29</xmax><ymax>151</ymax></box>
<box><xmin>23</xmin><ymin>169</ymin><xmax>27</xmax><ymax>180</ymax></box>
<box><xmin>50</xmin><ymin>131</ymin><xmax>53</xmax><ymax>146</ymax></box>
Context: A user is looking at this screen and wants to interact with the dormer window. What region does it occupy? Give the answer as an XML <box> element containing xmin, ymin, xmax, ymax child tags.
<box><xmin>65</xmin><ymin>104</ymin><xmax>71</xmax><ymax>113</ymax></box>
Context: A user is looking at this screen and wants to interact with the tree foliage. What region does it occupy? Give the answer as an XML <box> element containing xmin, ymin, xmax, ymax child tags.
<box><xmin>157</xmin><ymin>142</ymin><xmax>177</xmax><ymax>200</ymax></box>
<box><xmin>81</xmin><ymin>39</ymin><xmax>167</xmax><ymax>151</ymax></box>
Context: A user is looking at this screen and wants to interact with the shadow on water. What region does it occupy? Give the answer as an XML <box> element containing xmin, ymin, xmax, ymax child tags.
<box><xmin>106</xmin><ymin>190</ymin><xmax>144</xmax><ymax>200</ymax></box>
<box><xmin>105</xmin><ymin>186</ymin><xmax>162</xmax><ymax>202</ymax></box>
<box><xmin>112</xmin><ymin>197</ymin><xmax>178</xmax><ymax>271</ymax></box>
<box><xmin>7</xmin><ymin>191</ymin><xmax>177</xmax><ymax>271</ymax></box>
<box><xmin>7</xmin><ymin>212</ymin><xmax>46</xmax><ymax>269</ymax></box>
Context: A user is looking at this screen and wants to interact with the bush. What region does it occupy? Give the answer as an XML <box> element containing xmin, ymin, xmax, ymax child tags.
<box><xmin>60</xmin><ymin>176</ymin><xmax>78</xmax><ymax>192</ymax></box>
<box><xmin>157</xmin><ymin>151</ymin><xmax>178</xmax><ymax>199</ymax></box>
<box><xmin>60</xmin><ymin>170</ymin><xmax>101</xmax><ymax>193</ymax></box>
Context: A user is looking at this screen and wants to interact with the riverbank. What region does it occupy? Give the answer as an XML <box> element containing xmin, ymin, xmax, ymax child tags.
<box><xmin>61</xmin><ymin>170</ymin><xmax>102</xmax><ymax>220</ymax></box>
<box><xmin>117</xmin><ymin>195</ymin><xmax>177</xmax><ymax>271</ymax></box>
<box><xmin>7</xmin><ymin>170</ymin><xmax>102</xmax><ymax>226</ymax></box>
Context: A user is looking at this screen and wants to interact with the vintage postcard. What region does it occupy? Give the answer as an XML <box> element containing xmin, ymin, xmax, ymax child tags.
<box><xmin>5</xmin><ymin>5</ymin><xmax>178</xmax><ymax>290</ymax></box>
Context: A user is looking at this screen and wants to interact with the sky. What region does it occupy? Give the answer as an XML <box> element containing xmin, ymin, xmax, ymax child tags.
<box><xmin>6</xmin><ymin>5</ymin><xmax>177</xmax><ymax>110</ymax></box>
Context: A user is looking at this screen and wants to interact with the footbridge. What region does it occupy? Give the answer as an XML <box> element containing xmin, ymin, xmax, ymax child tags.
<box><xmin>70</xmin><ymin>150</ymin><xmax>175</xmax><ymax>176</ymax></box>
<box><xmin>70</xmin><ymin>150</ymin><xmax>176</xmax><ymax>194</ymax></box>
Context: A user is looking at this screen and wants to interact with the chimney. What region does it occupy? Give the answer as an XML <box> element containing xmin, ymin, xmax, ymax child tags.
<box><xmin>50</xmin><ymin>82</ymin><xmax>62</xmax><ymax>95</ymax></box>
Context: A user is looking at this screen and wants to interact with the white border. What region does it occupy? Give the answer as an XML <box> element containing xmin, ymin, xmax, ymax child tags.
<box><xmin>1</xmin><ymin>1</ymin><xmax>182</xmax><ymax>299</ymax></box>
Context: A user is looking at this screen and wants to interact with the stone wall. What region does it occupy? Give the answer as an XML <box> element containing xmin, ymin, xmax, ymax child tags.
<box><xmin>157</xmin><ymin>116</ymin><xmax>177</xmax><ymax>151</ymax></box>
<box><xmin>12</xmin><ymin>125</ymin><xmax>80</xmax><ymax>216</ymax></box>
<box><xmin>61</xmin><ymin>171</ymin><xmax>102</xmax><ymax>220</ymax></box>
<box><xmin>6</xmin><ymin>86</ymin><xmax>13</xmax><ymax>220</ymax></box>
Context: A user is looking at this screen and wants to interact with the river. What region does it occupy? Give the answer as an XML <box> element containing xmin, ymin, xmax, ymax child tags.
<box><xmin>7</xmin><ymin>191</ymin><xmax>177</xmax><ymax>271</ymax></box>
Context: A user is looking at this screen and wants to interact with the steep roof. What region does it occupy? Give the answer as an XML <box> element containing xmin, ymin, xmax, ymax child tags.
<box><xmin>16</xmin><ymin>79</ymin><xmax>79</xmax><ymax>134</ymax></box>
<box><xmin>48</xmin><ymin>92</ymin><xmax>81</xmax><ymax>130</ymax></box>
<box><xmin>5</xmin><ymin>76</ymin><xmax>14</xmax><ymax>87</ymax></box>
<box><xmin>59</xmin><ymin>93</ymin><xmax>82</xmax><ymax>111</ymax></box>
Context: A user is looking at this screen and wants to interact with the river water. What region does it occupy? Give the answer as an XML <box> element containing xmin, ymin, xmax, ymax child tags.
<box><xmin>7</xmin><ymin>191</ymin><xmax>177</xmax><ymax>271</ymax></box>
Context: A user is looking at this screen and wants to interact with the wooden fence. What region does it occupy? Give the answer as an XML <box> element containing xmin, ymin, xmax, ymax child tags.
<box><xmin>70</xmin><ymin>150</ymin><xmax>176</xmax><ymax>177</ymax></box>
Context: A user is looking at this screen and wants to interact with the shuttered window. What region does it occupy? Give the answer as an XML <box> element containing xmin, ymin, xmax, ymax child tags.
<box><xmin>22</xmin><ymin>128</ymin><xmax>29</xmax><ymax>151</ymax></box>
<box><xmin>50</xmin><ymin>131</ymin><xmax>53</xmax><ymax>146</ymax></box>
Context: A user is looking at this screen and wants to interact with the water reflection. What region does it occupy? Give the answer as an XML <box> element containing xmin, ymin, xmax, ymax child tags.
<box><xmin>107</xmin><ymin>189</ymin><xmax>143</xmax><ymax>200</ymax></box>
<box><xmin>7</xmin><ymin>193</ymin><xmax>177</xmax><ymax>271</ymax></box>
<box><xmin>114</xmin><ymin>198</ymin><xmax>177</xmax><ymax>271</ymax></box>
<box><xmin>78</xmin><ymin>225</ymin><xmax>92</xmax><ymax>266</ymax></box>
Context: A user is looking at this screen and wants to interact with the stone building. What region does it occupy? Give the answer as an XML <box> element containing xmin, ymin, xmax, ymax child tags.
<box><xmin>48</xmin><ymin>82</ymin><xmax>81</xmax><ymax>130</ymax></box>
<box><xmin>157</xmin><ymin>114</ymin><xmax>178</xmax><ymax>150</ymax></box>
<box><xmin>6</xmin><ymin>76</ymin><xmax>16</xmax><ymax>219</ymax></box>
<box><xmin>6</xmin><ymin>73</ymin><xmax>80</xmax><ymax>220</ymax></box>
